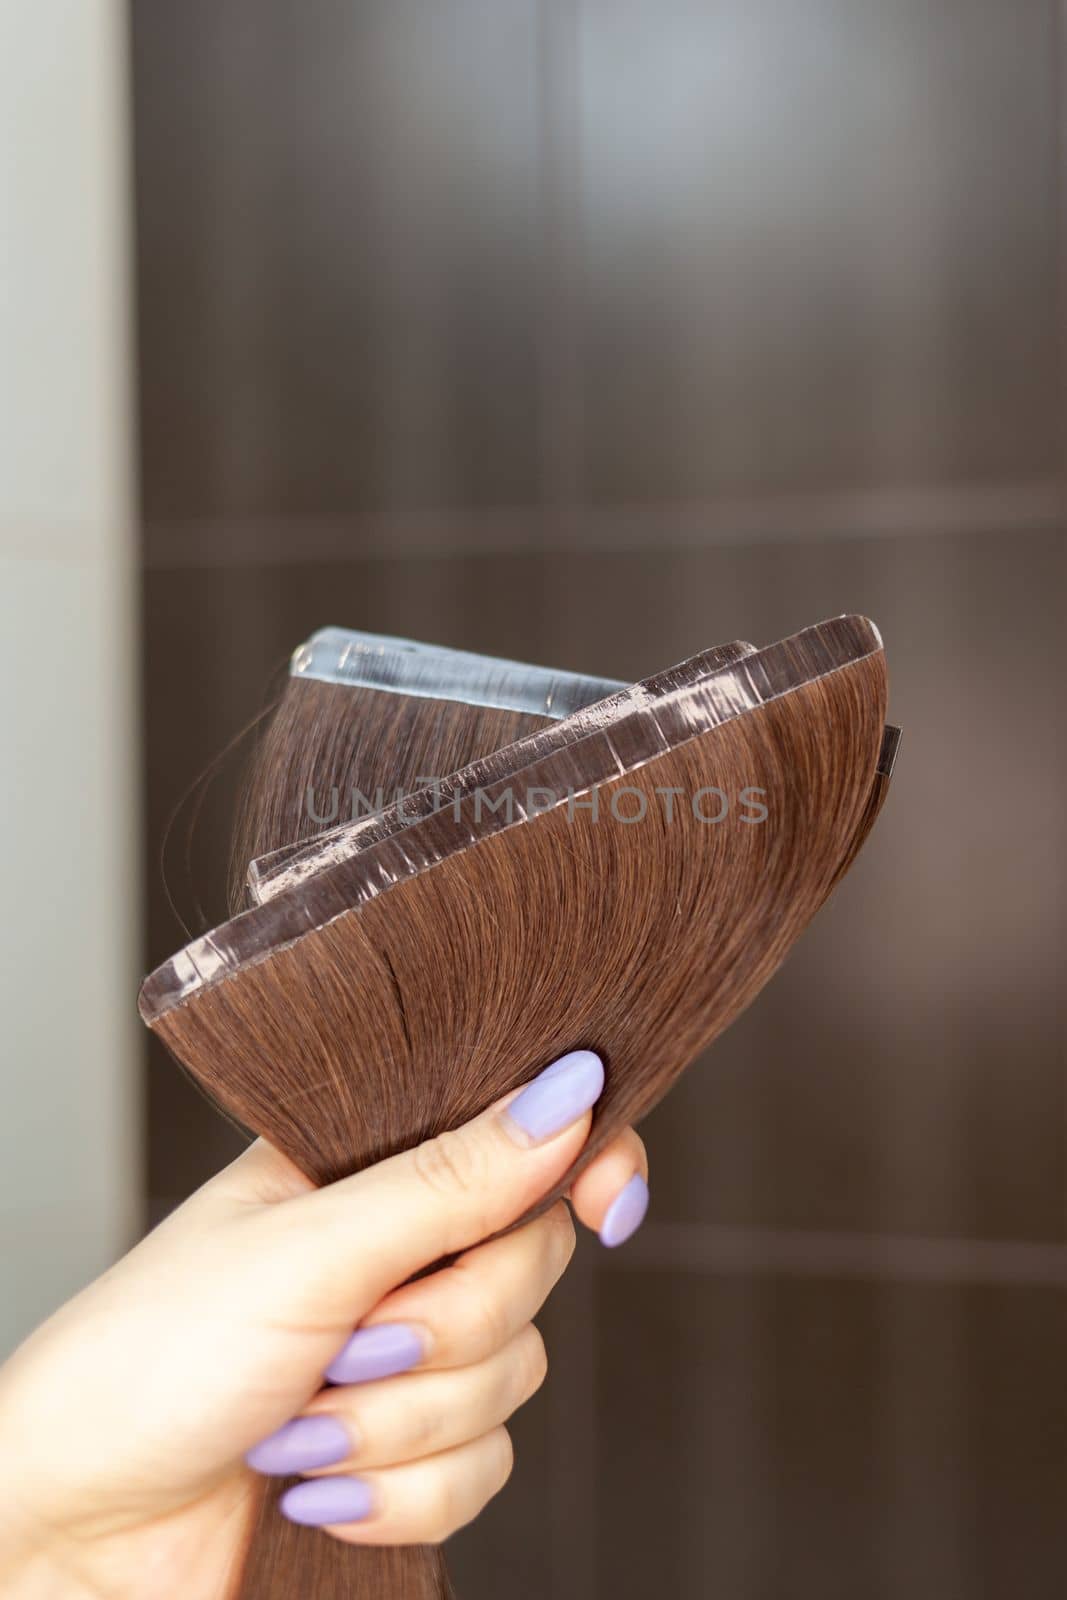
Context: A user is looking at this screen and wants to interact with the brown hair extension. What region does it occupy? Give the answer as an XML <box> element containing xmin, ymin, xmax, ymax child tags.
<box><xmin>244</xmin><ymin>638</ymin><xmax>759</xmax><ymax>905</ymax></box>
<box><xmin>142</xmin><ymin>618</ymin><xmax>892</xmax><ymax>1600</ymax></box>
<box><xmin>230</xmin><ymin>684</ymin><xmax>551</xmax><ymax>912</ymax></box>
<box><xmin>229</xmin><ymin>630</ymin><xmax>660</xmax><ymax>909</ymax></box>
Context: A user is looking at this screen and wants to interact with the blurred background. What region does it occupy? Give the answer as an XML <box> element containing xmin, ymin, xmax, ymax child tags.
<box><xmin>1</xmin><ymin>2</ymin><xmax>1064</xmax><ymax>1595</ymax></box>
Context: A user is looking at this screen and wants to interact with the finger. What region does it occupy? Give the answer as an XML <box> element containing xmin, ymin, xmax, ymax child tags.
<box><xmin>278</xmin><ymin>1428</ymin><xmax>515</xmax><ymax>1545</ymax></box>
<box><xmin>569</xmin><ymin>1127</ymin><xmax>650</xmax><ymax>1248</ymax></box>
<box><xmin>249</xmin><ymin>1326</ymin><xmax>547</xmax><ymax>1475</ymax></box>
<box><xmin>252</xmin><ymin>1050</ymin><xmax>604</xmax><ymax>1330</ymax></box>
<box><xmin>325</xmin><ymin>1202</ymin><xmax>572</xmax><ymax>1382</ymax></box>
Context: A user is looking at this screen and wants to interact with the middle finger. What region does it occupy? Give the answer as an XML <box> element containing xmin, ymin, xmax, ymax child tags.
<box><xmin>284</xmin><ymin>1324</ymin><xmax>548</xmax><ymax>1473</ymax></box>
<box><xmin>325</xmin><ymin>1201</ymin><xmax>575</xmax><ymax>1382</ymax></box>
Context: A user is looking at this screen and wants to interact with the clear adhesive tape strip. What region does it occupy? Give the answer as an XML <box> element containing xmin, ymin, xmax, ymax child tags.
<box><xmin>291</xmin><ymin>627</ymin><xmax>627</xmax><ymax>720</ymax></box>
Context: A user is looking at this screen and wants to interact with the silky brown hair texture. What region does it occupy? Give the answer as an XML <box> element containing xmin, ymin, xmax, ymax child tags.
<box><xmin>149</xmin><ymin>646</ymin><xmax>889</xmax><ymax>1600</ymax></box>
<box><xmin>230</xmin><ymin>679</ymin><xmax>551</xmax><ymax>912</ymax></box>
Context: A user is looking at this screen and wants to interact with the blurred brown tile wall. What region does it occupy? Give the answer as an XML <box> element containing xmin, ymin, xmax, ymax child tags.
<box><xmin>132</xmin><ymin>3</ymin><xmax>1066</xmax><ymax>1596</ymax></box>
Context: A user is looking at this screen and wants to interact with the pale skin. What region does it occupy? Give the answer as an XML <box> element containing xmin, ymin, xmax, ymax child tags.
<box><xmin>0</xmin><ymin>1087</ymin><xmax>647</xmax><ymax>1600</ymax></box>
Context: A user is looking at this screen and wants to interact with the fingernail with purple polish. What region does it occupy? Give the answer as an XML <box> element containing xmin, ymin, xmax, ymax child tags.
<box><xmin>325</xmin><ymin>1322</ymin><xmax>425</xmax><ymax>1386</ymax></box>
<box><xmin>504</xmin><ymin>1050</ymin><xmax>605</xmax><ymax>1145</ymax></box>
<box><xmin>280</xmin><ymin>1475</ymin><xmax>374</xmax><ymax>1527</ymax></box>
<box><xmin>246</xmin><ymin>1414</ymin><xmax>350</xmax><ymax>1475</ymax></box>
<box><xmin>599</xmin><ymin>1173</ymin><xmax>649</xmax><ymax>1248</ymax></box>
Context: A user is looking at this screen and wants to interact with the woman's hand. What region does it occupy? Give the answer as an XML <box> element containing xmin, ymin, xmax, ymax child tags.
<box><xmin>0</xmin><ymin>1051</ymin><xmax>648</xmax><ymax>1599</ymax></box>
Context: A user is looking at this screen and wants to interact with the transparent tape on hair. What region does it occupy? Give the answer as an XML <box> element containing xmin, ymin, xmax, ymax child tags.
<box><xmin>291</xmin><ymin>627</ymin><xmax>627</xmax><ymax>718</ymax></box>
<box><xmin>248</xmin><ymin>630</ymin><xmax>759</xmax><ymax>904</ymax></box>
<box><xmin>140</xmin><ymin>616</ymin><xmax>899</xmax><ymax>1023</ymax></box>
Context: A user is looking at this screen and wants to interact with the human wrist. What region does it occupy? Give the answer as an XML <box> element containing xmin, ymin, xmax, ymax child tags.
<box><xmin>0</xmin><ymin>1547</ymin><xmax>81</xmax><ymax>1600</ymax></box>
<box><xmin>0</xmin><ymin>1428</ymin><xmax>90</xmax><ymax>1600</ymax></box>
<box><xmin>0</xmin><ymin>1503</ymin><xmax>143</xmax><ymax>1600</ymax></box>
<box><xmin>0</xmin><ymin>1504</ymin><xmax>76</xmax><ymax>1600</ymax></box>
